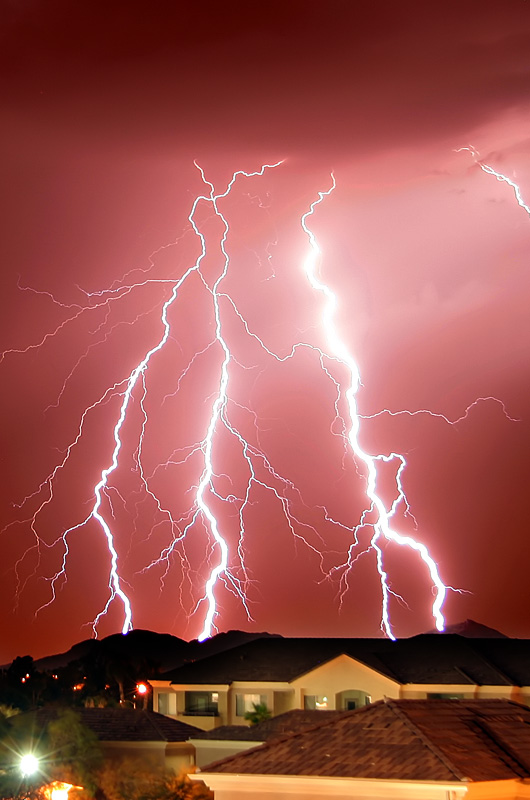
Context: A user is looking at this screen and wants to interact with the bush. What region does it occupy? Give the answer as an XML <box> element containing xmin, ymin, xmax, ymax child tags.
<box><xmin>97</xmin><ymin>759</ymin><xmax>212</xmax><ymax>800</ymax></box>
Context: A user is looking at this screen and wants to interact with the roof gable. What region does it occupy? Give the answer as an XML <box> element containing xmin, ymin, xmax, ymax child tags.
<box><xmin>165</xmin><ymin>635</ymin><xmax>530</xmax><ymax>687</ymax></box>
<box><xmin>290</xmin><ymin>651</ymin><xmax>399</xmax><ymax>687</ymax></box>
<box><xmin>167</xmin><ymin>638</ymin><xmax>400</xmax><ymax>684</ymax></box>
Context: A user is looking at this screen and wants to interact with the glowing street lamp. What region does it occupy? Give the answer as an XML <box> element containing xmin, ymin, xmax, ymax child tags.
<box><xmin>135</xmin><ymin>681</ymin><xmax>150</xmax><ymax>709</ymax></box>
<box><xmin>20</xmin><ymin>753</ymin><xmax>39</xmax><ymax>776</ymax></box>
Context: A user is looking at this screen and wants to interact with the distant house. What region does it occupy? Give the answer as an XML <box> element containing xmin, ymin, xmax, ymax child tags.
<box><xmin>33</xmin><ymin>707</ymin><xmax>203</xmax><ymax>772</ymax></box>
<box><xmin>150</xmin><ymin>634</ymin><xmax>530</xmax><ymax>730</ymax></box>
<box><xmin>194</xmin><ymin>698</ymin><xmax>530</xmax><ymax>800</ymax></box>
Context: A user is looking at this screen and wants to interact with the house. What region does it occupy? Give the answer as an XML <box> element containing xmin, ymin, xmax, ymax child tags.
<box><xmin>194</xmin><ymin>698</ymin><xmax>530</xmax><ymax>800</ymax></box>
<box><xmin>31</xmin><ymin>707</ymin><xmax>203</xmax><ymax>772</ymax></box>
<box><xmin>189</xmin><ymin>709</ymin><xmax>345</xmax><ymax>767</ymax></box>
<box><xmin>151</xmin><ymin>636</ymin><xmax>400</xmax><ymax>729</ymax></box>
<box><xmin>150</xmin><ymin>634</ymin><xmax>530</xmax><ymax>730</ymax></box>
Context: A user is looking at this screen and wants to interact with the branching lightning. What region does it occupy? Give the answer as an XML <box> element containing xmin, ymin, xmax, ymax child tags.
<box><xmin>457</xmin><ymin>146</ymin><xmax>530</xmax><ymax>217</ymax></box>
<box><xmin>299</xmin><ymin>176</ymin><xmax>447</xmax><ymax>637</ymax></box>
<box><xmin>2</xmin><ymin>156</ymin><xmax>519</xmax><ymax>642</ymax></box>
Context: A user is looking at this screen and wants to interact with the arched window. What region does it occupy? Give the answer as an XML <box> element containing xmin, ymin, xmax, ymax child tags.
<box><xmin>336</xmin><ymin>689</ymin><xmax>371</xmax><ymax>710</ymax></box>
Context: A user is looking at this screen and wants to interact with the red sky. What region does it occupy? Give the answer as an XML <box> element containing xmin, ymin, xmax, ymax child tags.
<box><xmin>1</xmin><ymin>0</ymin><xmax>530</xmax><ymax>663</ymax></box>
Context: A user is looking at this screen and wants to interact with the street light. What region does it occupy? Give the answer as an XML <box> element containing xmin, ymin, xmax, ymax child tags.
<box><xmin>20</xmin><ymin>753</ymin><xmax>39</xmax><ymax>776</ymax></box>
<box><xmin>135</xmin><ymin>681</ymin><xmax>150</xmax><ymax>709</ymax></box>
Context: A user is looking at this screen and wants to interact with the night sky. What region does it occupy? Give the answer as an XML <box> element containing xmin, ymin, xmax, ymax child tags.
<box><xmin>2</xmin><ymin>0</ymin><xmax>530</xmax><ymax>664</ymax></box>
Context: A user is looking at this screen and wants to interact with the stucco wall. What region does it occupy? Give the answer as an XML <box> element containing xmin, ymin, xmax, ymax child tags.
<box><xmin>194</xmin><ymin>773</ymin><xmax>468</xmax><ymax>800</ymax></box>
<box><xmin>290</xmin><ymin>654</ymin><xmax>400</xmax><ymax>709</ymax></box>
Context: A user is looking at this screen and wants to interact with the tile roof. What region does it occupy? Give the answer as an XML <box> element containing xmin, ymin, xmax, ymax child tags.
<box><xmin>202</xmin><ymin>699</ymin><xmax>530</xmax><ymax>781</ymax></box>
<box><xmin>191</xmin><ymin>710</ymin><xmax>345</xmax><ymax>741</ymax></box>
<box><xmin>32</xmin><ymin>707</ymin><xmax>202</xmax><ymax>742</ymax></box>
<box><xmin>165</xmin><ymin>634</ymin><xmax>530</xmax><ymax>686</ymax></box>
<box><xmin>165</xmin><ymin>637</ymin><xmax>400</xmax><ymax>683</ymax></box>
<box><xmin>373</xmin><ymin>635</ymin><xmax>518</xmax><ymax>685</ymax></box>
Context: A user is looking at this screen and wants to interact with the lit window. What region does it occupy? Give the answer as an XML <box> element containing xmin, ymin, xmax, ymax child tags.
<box><xmin>236</xmin><ymin>693</ymin><xmax>267</xmax><ymax>717</ymax></box>
<box><xmin>337</xmin><ymin>690</ymin><xmax>371</xmax><ymax>710</ymax></box>
<box><xmin>304</xmin><ymin>694</ymin><xmax>329</xmax><ymax>710</ymax></box>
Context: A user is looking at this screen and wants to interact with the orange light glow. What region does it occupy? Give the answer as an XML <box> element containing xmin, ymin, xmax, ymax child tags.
<box><xmin>43</xmin><ymin>781</ymin><xmax>82</xmax><ymax>800</ymax></box>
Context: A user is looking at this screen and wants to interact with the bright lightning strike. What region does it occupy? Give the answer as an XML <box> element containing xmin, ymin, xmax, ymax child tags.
<box><xmin>300</xmin><ymin>177</ymin><xmax>446</xmax><ymax>638</ymax></box>
<box><xmin>2</xmin><ymin>157</ymin><xmax>518</xmax><ymax>643</ymax></box>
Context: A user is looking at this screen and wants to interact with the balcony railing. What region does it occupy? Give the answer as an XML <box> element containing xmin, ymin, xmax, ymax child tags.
<box><xmin>184</xmin><ymin>707</ymin><xmax>219</xmax><ymax>716</ymax></box>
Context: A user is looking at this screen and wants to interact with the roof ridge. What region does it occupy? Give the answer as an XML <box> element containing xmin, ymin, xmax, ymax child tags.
<box><xmin>356</xmin><ymin>651</ymin><xmax>402</xmax><ymax>683</ymax></box>
<box><xmin>141</xmin><ymin>709</ymin><xmax>168</xmax><ymax>741</ymax></box>
<box><xmin>471</xmin><ymin>717</ymin><xmax>530</xmax><ymax>777</ymax></box>
<box><xmin>461</xmin><ymin>642</ymin><xmax>514</xmax><ymax>685</ymax></box>
<box><xmin>384</xmin><ymin>699</ymin><xmax>468</xmax><ymax>781</ymax></box>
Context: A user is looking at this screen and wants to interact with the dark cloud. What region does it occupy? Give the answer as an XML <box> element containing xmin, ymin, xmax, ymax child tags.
<box><xmin>1</xmin><ymin>1</ymin><xmax>530</xmax><ymax>156</ymax></box>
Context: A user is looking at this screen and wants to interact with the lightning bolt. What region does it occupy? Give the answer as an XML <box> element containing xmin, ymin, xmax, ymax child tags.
<box><xmin>299</xmin><ymin>176</ymin><xmax>447</xmax><ymax>638</ymax></box>
<box><xmin>457</xmin><ymin>146</ymin><xmax>530</xmax><ymax>216</ymax></box>
<box><xmin>2</xmin><ymin>156</ymin><xmax>518</xmax><ymax>642</ymax></box>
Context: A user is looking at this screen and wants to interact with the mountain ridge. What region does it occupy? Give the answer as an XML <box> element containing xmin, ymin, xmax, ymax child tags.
<box><xmin>2</xmin><ymin>620</ymin><xmax>510</xmax><ymax>673</ymax></box>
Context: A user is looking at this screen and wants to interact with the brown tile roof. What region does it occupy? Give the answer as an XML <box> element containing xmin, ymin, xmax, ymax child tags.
<box><xmin>202</xmin><ymin>699</ymin><xmax>530</xmax><ymax>781</ymax></box>
<box><xmin>31</xmin><ymin>707</ymin><xmax>202</xmax><ymax>742</ymax></box>
<box><xmin>191</xmin><ymin>710</ymin><xmax>345</xmax><ymax>741</ymax></box>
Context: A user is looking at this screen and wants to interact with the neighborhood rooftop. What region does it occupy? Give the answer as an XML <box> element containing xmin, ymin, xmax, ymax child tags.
<box><xmin>31</xmin><ymin>707</ymin><xmax>203</xmax><ymax>742</ymax></box>
<box><xmin>190</xmin><ymin>709</ymin><xmax>346</xmax><ymax>741</ymax></box>
<box><xmin>201</xmin><ymin>698</ymin><xmax>530</xmax><ymax>781</ymax></box>
<box><xmin>164</xmin><ymin>634</ymin><xmax>530</xmax><ymax>686</ymax></box>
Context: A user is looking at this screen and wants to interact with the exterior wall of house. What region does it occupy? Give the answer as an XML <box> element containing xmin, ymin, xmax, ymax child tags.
<box><xmin>152</xmin><ymin>660</ymin><xmax>530</xmax><ymax>736</ymax></box>
<box><xmin>169</xmin><ymin>684</ymin><xmax>229</xmax><ymax>730</ymax></box>
<box><xmin>290</xmin><ymin>654</ymin><xmax>401</xmax><ymax>710</ymax></box>
<box><xmin>102</xmin><ymin>740</ymin><xmax>167</xmax><ymax>769</ymax></box>
<box><xmin>221</xmin><ymin>655</ymin><xmax>399</xmax><ymax>724</ymax></box>
<box><xmin>193</xmin><ymin>773</ymin><xmax>468</xmax><ymax>800</ymax></box>
<box><xmin>273</xmin><ymin>689</ymin><xmax>295</xmax><ymax>716</ymax></box>
<box><xmin>101</xmin><ymin>742</ymin><xmax>166</xmax><ymax>767</ymax></box>
<box><xmin>467</xmin><ymin>780</ymin><xmax>530</xmax><ymax>800</ymax></box>
<box><xmin>513</xmin><ymin>687</ymin><xmax>530</xmax><ymax>706</ymax></box>
<box><xmin>102</xmin><ymin>740</ymin><xmax>195</xmax><ymax>772</ymax></box>
<box><xmin>151</xmin><ymin>680</ymin><xmax>178</xmax><ymax>717</ymax></box>
<box><xmin>400</xmin><ymin>684</ymin><xmax>476</xmax><ymax>700</ymax></box>
<box><xmin>228</xmin><ymin>681</ymin><xmax>292</xmax><ymax>725</ymax></box>
<box><xmin>195</xmin><ymin>774</ymin><xmax>530</xmax><ymax>800</ymax></box>
<box><xmin>154</xmin><ymin>672</ymin><xmax>530</xmax><ymax>729</ymax></box>
<box><xmin>165</xmin><ymin>742</ymin><xmax>197</xmax><ymax>772</ymax></box>
<box><xmin>475</xmin><ymin>686</ymin><xmax>528</xmax><ymax>703</ymax></box>
<box><xmin>399</xmin><ymin>685</ymin><xmax>527</xmax><ymax>702</ymax></box>
<box><xmin>190</xmin><ymin>738</ymin><xmax>263</xmax><ymax>769</ymax></box>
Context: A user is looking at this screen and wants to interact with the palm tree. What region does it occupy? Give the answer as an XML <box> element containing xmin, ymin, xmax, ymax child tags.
<box><xmin>244</xmin><ymin>702</ymin><xmax>271</xmax><ymax>725</ymax></box>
